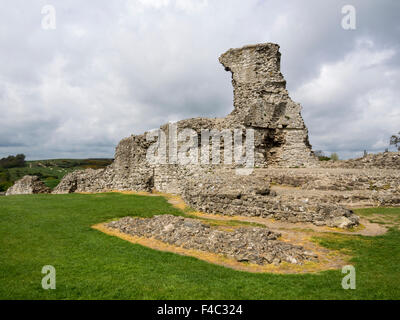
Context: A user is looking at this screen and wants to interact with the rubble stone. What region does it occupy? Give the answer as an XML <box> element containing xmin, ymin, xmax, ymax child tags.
<box><xmin>5</xmin><ymin>175</ymin><xmax>50</xmax><ymax>196</ymax></box>
<box><xmin>52</xmin><ymin>43</ymin><xmax>361</xmax><ymax>229</ymax></box>
<box><xmin>107</xmin><ymin>215</ymin><xmax>318</xmax><ymax>265</ymax></box>
<box><xmin>321</xmin><ymin>151</ymin><xmax>400</xmax><ymax>169</ymax></box>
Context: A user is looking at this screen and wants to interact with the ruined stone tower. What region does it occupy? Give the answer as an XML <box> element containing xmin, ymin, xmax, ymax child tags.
<box><xmin>47</xmin><ymin>43</ymin><xmax>364</xmax><ymax>228</ymax></box>
<box><xmin>54</xmin><ymin>42</ymin><xmax>318</xmax><ymax>196</ymax></box>
<box><xmin>220</xmin><ymin>43</ymin><xmax>317</xmax><ymax>167</ymax></box>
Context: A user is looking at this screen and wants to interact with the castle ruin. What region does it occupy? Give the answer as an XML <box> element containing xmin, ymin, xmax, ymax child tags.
<box><xmin>6</xmin><ymin>42</ymin><xmax>400</xmax><ymax>268</ymax></box>
<box><xmin>47</xmin><ymin>43</ymin><xmax>364</xmax><ymax>229</ymax></box>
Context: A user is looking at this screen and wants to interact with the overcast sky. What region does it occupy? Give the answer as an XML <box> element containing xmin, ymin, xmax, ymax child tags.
<box><xmin>0</xmin><ymin>0</ymin><xmax>399</xmax><ymax>160</ymax></box>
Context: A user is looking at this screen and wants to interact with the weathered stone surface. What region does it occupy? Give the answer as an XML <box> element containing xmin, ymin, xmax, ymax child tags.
<box><xmin>54</xmin><ymin>43</ymin><xmax>319</xmax><ymax>193</ymax></box>
<box><xmin>219</xmin><ymin>43</ymin><xmax>317</xmax><ymax>167</ymax></box>
<box><xmin>52</xmin><ymin>168</ymin><xmax>111</xmax><ymax>194</ymax></box>
<box><xmin>53</xmin><ymin>43</ymin><xmax>361</xmax><ymax>229</ymax></box>
<box><xmin>6</xmin><ymin>175</ymin><xmax>50</xmax><ymax>196</ymax></box>
<box><xmin>260</xmin><ymin>168</ymin><xmax>400</xmax><ymax>207</ymax></box>
<box><xmin>181</xmin><ymin>170</ymin><xmax>359</xmax><ymax>228</ymax></box>
<box><xmin>107</xmin><ymin>215</ymin><xmax>318</xmax><ymax>265</ymax></box>
<box><xmin>321</xmin><ymin>151</ymin><xmax>400</xmax><ymax>169</ymax></box>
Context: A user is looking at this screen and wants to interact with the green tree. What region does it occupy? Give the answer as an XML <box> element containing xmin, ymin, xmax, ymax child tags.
<box><xmin>390</xmin><ymin>132</ymin><xmax>400</xmax><ymax>151</ymax></box>
<box><xmin>0</xmin><ymin>154</ymin><xmax>26</xmax><ymax>169</ymax></box>
<box><xmin>314</xmin><ymin>150</ymin><xmax>331</xmax><ymax>161</ymax></box>
<box><xmin>330</xmin><ymin>152</ymin><xmax>339</xmax><ymax>161</ymax></box>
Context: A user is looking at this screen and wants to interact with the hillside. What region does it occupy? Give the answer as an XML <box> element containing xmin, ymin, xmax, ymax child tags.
<box><xmin>0</xmin><ymin>158</ymin><xmax>113</xmax><ymax>192</ymax></box>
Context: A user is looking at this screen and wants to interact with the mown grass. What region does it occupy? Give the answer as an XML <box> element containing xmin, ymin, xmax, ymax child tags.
<box><xmin>355</xmin><ymin>207</ymin><xmax>400</xmax><ymax>229</ymax></box>
<box><xmin>0</xmin><ymin>193</ymin><xmax>399</xmax><ymax>300</ymax></box>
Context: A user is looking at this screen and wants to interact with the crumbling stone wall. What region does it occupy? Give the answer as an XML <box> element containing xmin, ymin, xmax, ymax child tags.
<box><xmin>219</xmin><ymin>43</ymin><xmax>317</xmax><ymax>167</ymax></box>
<box><xmin>52</xmin><ymin>168</ymin><xmax>111</xmax><ymax>194</ymax></box>
<box><xmin>6</xmin><ymin>175</ymin><xmax>50</xmax><ymax>196</ymax></box>
<box><xmin>55</xmin><ymin>43</ymin><xmax>318</xmax><ymax>191</ymax></box>
<box><xmin>262</xmin><ymin>167</ymin><xmax>400</xmax><ymax>207</ymax></box>
<box><xmin>181</xmin><ymin>171</ymin><xmax>359</xmax><ymax>228</ymax></box>
<box><xmin>321</xmin><ymin>151</ymin><xmax>400</xmax><ymax>169</ymax></box>
<box><xmin>52</xmin><ymin>43</ymin><xmax>363</xmax><ymax>228</ymax></box>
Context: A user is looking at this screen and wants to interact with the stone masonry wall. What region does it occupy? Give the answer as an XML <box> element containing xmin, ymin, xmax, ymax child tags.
<box><xmin>321</xmin><ymin>151</ymin><xmax>400</xmax><ymax>169</ymax></box>
<box><xmin>6</xmin><ymin>175</ymin><xmax>50</xmax><ymax>195</ymax></box>
<box><xmin>219</xmin><ymin>43</ymin><xmax>317</xmax><ymax>167</ymax></box>
<box><xmin>51</xmin><ymin>43</ymin><xmax>363</xmax><ymax>228</ymax></box>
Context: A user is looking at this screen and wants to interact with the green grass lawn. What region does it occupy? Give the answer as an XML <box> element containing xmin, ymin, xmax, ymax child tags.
<box><xmin>354</xmin><ymin>207</ymin><xmax>400</xmax><ymax>229</ymax></box>
<box><xmin>0</xmin><ymin>193</ymin><xmax>399</xmax><ymax>300</ymax></box>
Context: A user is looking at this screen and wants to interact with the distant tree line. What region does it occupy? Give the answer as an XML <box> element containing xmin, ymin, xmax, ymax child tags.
<box><xmin>0</xmin><ymin>154</ymin><xmax>26</xmax><ymax>169</ymax></box>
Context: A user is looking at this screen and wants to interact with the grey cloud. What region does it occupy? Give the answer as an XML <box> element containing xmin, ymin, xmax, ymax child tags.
<box><xmin>0</xmin><ymin>0</ymin><xmax>399</xmax><ymax>160</ymax></box>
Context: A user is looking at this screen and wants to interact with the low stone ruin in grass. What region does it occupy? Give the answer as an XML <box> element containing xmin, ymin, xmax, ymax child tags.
<box><xmin>107</xmin><ymin>215</ymin><xmax>318</xmax><ymax>265</ymax></box>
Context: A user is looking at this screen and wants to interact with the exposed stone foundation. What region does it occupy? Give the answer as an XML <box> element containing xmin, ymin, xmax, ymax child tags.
<box><xmin>181</xmin><ymin>170</ymin><xmax>359</xmax><ymax>228</ymax></box>
<box><xmin>107</xmin><ymin>215</ymin><xmax>318</xmax><ymax>265</ymax></box>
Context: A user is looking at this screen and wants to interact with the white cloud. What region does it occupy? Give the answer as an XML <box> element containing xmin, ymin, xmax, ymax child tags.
<box><xmin>294</xmin><ymin>39</ymin><xmax>400</xmax><ymax>158</ymax></box>
<box><xmin>295</xmin><ymin>39</ymin><xmax>395</xmax><ymax>107</ymax></box>
<box><xmin>135</xmin><ymin>0</ymin><xmax>208</xmax><ymax>12</ymax></box>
